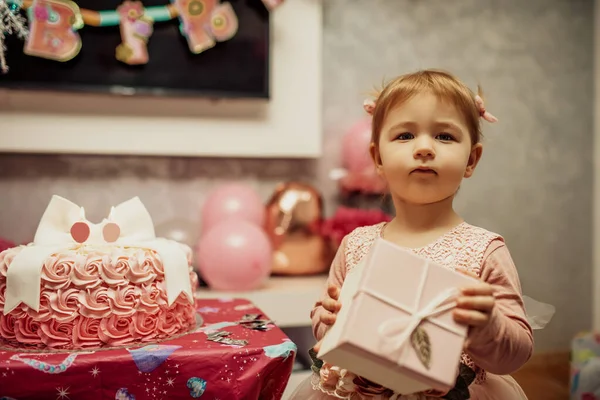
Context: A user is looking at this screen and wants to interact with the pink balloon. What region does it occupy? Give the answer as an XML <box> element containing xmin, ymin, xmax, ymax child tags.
<box><xmin>197</xmin><ymin>220</ymin><xmax>272</xmax><ymax>291</ymax></box>
<box><xmin>341</xmin><ymin>118</ymin><xmax>373</xmax><ymax>173</ymax></box>
<box><xmin>201</xmin><ymin>183</ymin><xmax>265</xmax><ymax>235</ymax></box>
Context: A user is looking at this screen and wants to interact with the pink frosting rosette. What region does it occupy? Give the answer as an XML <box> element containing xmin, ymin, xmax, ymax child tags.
<box><xmin>175</xmin><ymin>303</ymin><xmax>196</xmax><ymax>327</ymax></box>
<box><xmin>39</xmin><ymin>318</ymin><xmax>74</xmax><ymax>348</ymax></box>
<box><xmin>70</xmin><ymin>253</ymin><xmax>104</xmax><ymax>289</ymax></box>
<box><xmin>15</xmin><ymin>315</ymin><xmax>42</xmax><ymax>346</ymax></box>
<box><xmin>26</xmin><ymin>291</ymin><xmax>53</xmax><ymax>322</ymax></box>
<box><xmin>0</xmin><ymin>283</ymin><xmax>5</xmax><ymax>310</ymax></box>
<box><xmin>73</xmin><ymin>318</ymin><xmax>103</xmax><ymax>348</ymax></box>
<box><xmin>41</xmin><ymin>254</ymin><xmax>75</xmax><ymax>290</ymax></box>
<box><xmin>0</xmin><ymin>282</ymin><xmax>25</xmax><ymax>319</ymax></box>
<box><xmin>141</xmin><ymin>251</ymin><xmax>164</xmax><ymax>277</ymax></box>
<box><xmin>0</xmin><ymin>247</ymin><xmax>20</xmax><ymax>278</ymax></box>
<box><xmin>189</xmin><ymin>271</ymin><xmax>199</xmax><ymax>291</ymax></box>
<box><xmin>138</xmin><ymin>282</ymin><xmax>167</xmax><ymax>313</ymax></box>
<box><xmin>99</xmin><ymin>314</ymin><xmax>135</xmax><ymax>346</ymax></box>
<box><xmin>107</xmin><ymin>286</ymin><xmax>141</xmax><ymax>317</ymax></box>
<box><xmin>131</xmin><ymin>311</ymin><xmax>159</xmax><ymax>341</ymax></box>
<box><xmin>78</xmin><ymin>286</ymin><xmax>112</xmax><ymax>319</ymax></box>
<box><xmin>100</xmin><ymin>254</ymin><xmax>131</xmax><ymax>287</ymax></box>
<box><xmin>48</xmin><ymin>288</ymin><xmax>80</xmax><ymax>322</ymax></box>
<box><xmin>0</xmin><ymin>313</ymin><xmax>17</xmax><ymax>340</ymax></box>
<box><xmin>157</xmin><ymin>308</ymin><xmax>182</xmax><ymax>337</ymax></box>
<box><xmin>125</xmin><ymin>252</ymin><xmax>157</xmax><ymax>285</ymax></box>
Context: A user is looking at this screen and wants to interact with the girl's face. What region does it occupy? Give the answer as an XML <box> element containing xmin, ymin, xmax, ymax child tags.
<box><xmin>371</xmin><ymin>92</ymin><xmax>482</xmax><ymax>205</ymax></box>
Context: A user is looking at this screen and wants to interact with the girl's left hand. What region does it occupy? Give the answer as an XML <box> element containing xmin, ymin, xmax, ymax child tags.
<box><xmin>452</xmin><ymin>269</ymin><xmax>495</xmax><ymax>328</ymax></box>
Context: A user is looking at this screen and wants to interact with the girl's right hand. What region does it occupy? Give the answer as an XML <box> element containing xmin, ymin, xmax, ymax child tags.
<box><xmin>319</xmin><ymin>284</ymin><xmax>342</xmax><ymax>326</ymax></box>
<box><xmin>313</xmin><ymin>285</ymin><xmax>342</xmax><ymax>353</ymax></box>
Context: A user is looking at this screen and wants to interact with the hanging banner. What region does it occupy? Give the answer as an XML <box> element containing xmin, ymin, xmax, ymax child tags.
<box><xmin>7</xmin><ymin>0</ymin><xmax>239</xmax><ymax>65</ymax></box>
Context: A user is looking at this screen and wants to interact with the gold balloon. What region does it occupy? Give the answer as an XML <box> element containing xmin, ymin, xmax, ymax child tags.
<box><xmin>265</xmin><ymin>182</ymin><xmax>333</xmax><ymax>275</ymax></box>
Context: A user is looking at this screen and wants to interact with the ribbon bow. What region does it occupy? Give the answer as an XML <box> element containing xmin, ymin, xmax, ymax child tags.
<box><xmin>3</xmin><ymin>195</ymin><xmax>194</xmax><ymax>315</ymax></box>
<box><xmin>376</xmin><ymin>287</ymin><xmax>460</xmax><ymax>356</ymax></box>
<box><xmin>474</xmin><ymin>95</ymin><xmax>498</xmax><ymax>123</ymax></box>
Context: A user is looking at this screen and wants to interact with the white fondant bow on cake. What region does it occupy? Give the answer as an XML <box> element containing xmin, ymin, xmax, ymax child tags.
<box><xmin>3</xmin><ymin>196</ymin><xmax>194</xmax><ymax>315</ymax></box>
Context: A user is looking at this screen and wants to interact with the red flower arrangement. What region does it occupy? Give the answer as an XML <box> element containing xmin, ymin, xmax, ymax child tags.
<box><xmin>320</xmin><ymin>206</ymin><xmax>392</xmax><ymax>249</ymax></box>
<box><xmin>0</xmin><ymin>238</ymin><xmax>15</xmax><ymax>253</ymax></box>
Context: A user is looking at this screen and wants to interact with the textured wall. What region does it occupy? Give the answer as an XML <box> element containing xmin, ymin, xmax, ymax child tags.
<box><xmin>0</xmin><ymin>0</ymin><xmax>593</xmax><ymax>351</ymax></box>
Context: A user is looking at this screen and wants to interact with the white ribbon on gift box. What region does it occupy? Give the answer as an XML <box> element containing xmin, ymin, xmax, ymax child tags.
<box><xmin>361</xmin><ymin>261</ymin><xmax>555</xmax><ymax>357</ymax></box>
<box><xmin>3</xmin><ymin>195</ymin><xmax>194</xmax><ymax>315</ymax></box>
<box><xmin>363</xmin><ymin>285</ymin><xmax>462</xmax><ymax>356</ymax></box>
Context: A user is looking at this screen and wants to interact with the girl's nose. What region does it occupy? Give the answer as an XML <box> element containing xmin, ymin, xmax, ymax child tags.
<box><xmin>413</xmin><ymin>137</ymin><xmax>436</xmax><ymax>159</ymax></box>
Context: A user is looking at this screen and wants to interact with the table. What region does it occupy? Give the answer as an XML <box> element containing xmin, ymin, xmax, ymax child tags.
<box><xmin>0</xmin><ymin>299</ymin><xmax>296</xmax><ymax>400</ymax></box>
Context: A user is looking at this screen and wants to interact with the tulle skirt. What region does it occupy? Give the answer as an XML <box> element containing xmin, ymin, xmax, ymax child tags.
<box><xmin>288</xmin><ymin>372</ymin><xmax>528</xmax><ymax>400</ymax></box>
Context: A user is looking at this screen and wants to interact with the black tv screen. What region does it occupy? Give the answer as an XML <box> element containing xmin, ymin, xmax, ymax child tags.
<box><xmin>0</xmin><ymin>0</ymin><xmax>270</xmax><ymax>98</ymax></box>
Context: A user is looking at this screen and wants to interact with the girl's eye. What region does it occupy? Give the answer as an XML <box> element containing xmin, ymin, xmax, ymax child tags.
<box><xmin>395</xmin><ymin>132</ymin><xmax>414</xmax><ymax>141</ymax></box>
<box><xmin>436</xmin><ymin>133</ymin><xmax>455</xmax><ymax>141</ymax></box>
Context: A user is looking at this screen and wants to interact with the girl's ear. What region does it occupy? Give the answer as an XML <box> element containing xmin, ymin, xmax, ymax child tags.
<box><xmin>464</xmin><ymin>143</ymin><xmax>483</xmax><ymax>178</ymax></box>
<box><xmin>370</xmin><ymin>142</ymin><xmax>384</xmax><ymax>176</ymax></box>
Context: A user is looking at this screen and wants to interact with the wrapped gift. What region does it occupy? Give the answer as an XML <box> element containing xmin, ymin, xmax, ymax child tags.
<box><xmin>570</xmin><ymin>331</ymin><xmax>600</xmax><ymax>399</ymax></box>
<box><xmin>0</xmin><ymin>299</ymin><xmax>296</xmax><ymax>399</ymax></box>
<box><xmin>317</xmin><ymin>238</ymin><xmax>477</xmax><ymax>395</ymax></box>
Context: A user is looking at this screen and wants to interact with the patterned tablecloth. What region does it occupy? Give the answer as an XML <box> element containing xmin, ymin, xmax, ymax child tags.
<box><xmin>0</xmin><ymin>298</ymin><xmax>297</xmax><ymax>400</ymax></box>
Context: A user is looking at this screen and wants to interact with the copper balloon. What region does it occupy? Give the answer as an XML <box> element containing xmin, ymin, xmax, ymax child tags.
<box><xmin>264</xmin><ymin>182</ymin><xmax>333</xmax><ymax>275</ymax></box>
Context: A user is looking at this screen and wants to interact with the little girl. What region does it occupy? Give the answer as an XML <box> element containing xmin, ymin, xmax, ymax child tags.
<box><xmin>291</xmin><ymin>69</ymin><xmax>533</xmax><ymax>400</ymax></box>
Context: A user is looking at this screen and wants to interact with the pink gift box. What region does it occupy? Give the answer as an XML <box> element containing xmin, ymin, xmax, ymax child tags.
<box><xmin>317</xmin><ymin>238</ymin><xmax>477</xmax><ymax>395</ymax></box>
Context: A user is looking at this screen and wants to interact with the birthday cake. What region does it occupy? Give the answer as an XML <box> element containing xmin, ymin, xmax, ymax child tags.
<box><xmin>0</xmin><ymin>196</ymin><xmax>199</xmax><ymax>350</ymax></box>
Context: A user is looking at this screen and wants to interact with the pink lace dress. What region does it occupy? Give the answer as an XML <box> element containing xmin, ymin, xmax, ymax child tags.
<box><xmin>290</xmin><ymin>222</ymin><xmax>532</xmax><ymax>400</ymax></box>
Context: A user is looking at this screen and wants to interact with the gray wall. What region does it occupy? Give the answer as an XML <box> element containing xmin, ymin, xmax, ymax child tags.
<box><xmin>0</xmin><ymin>0</ymin><xmax>593</xmax><ymax>352</ymax></box>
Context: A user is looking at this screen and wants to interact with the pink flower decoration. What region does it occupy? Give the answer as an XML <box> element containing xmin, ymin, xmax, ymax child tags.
<box><xmin>133</xmin><ymin>20</ymin><xmax>153</xmax><ymax>37</ymax></box>
<box><xmin>117</xmin><ymin>1</ymin><xmax>144</xmax><ymax>22</ymax></box>
<box><xmin>321</xmin><ymin>207</ymin><xmax>392</xmax><ymax>247</ymax></box>
<box><xmin>34</xmin><ymin>5</ymin><xmax>49</xmax><ymax>21</ymax></box>
<box><xmin>0</xmin><ymin>238</ymin><xmax>15</xmax><ymax>254</ymax></box>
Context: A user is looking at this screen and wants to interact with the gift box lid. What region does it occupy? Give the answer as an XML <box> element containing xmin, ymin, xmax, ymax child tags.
<box><xmin>318</xmin><ymin>237</ymin><xmax>478</xmax><ymax>394</ymax></box>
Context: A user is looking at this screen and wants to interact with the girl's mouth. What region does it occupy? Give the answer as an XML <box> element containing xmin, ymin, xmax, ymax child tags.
<box><xmin>411</xmin><ymin>167</ymin><xmax>437</xmax><ymax>175</ymax></box>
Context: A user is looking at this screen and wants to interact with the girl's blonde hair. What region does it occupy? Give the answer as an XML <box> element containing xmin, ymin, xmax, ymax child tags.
<box><xmin>369</xmin><ymin>69</ymin><xmax>484</xmax><ymax>147</ymax></box>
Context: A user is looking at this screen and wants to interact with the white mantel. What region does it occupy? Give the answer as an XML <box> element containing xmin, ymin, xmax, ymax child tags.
<box><xmin>0</xmin><ymin>0</ymin><xmax>323</xmax><ymax>159</ymax></box>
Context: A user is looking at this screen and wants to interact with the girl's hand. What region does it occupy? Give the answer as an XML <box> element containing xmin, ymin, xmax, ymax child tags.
<box><xmin>319</xmin><ymin>284</ymin><xmax>342</xmax><ymax>326</ymax></box>
<box><xmin>453</xmin><ymin>269</ymin><xmax>495</xmax><ymax>328</ymax></box>
<box><xmin>313</xmin><ymin>285</ymin><xmax>342</xmax><ymax>353</ymax></box>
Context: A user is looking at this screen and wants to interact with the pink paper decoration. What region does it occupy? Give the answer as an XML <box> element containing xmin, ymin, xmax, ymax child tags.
<box><xmin>102</xmin><ymin>222</ymin><xmax>121</xmax><ymax>243</ymax></box>
<box><xmin>70</xmin><ymin>221</ymin><xmax>90</xmax><ymax>243</ymax></box>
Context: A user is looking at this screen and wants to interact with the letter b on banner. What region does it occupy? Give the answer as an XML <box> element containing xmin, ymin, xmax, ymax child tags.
<box><xmin>24</xmin><ymin>0</ymin><xmax>83</xmax><ymax>62</ymax></box>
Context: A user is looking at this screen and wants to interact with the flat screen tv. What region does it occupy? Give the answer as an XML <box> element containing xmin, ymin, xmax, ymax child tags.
<box><xmin>0</xmin><ymin>0</ymin><xmax>270</xmax><ymax>98</ymax></box>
